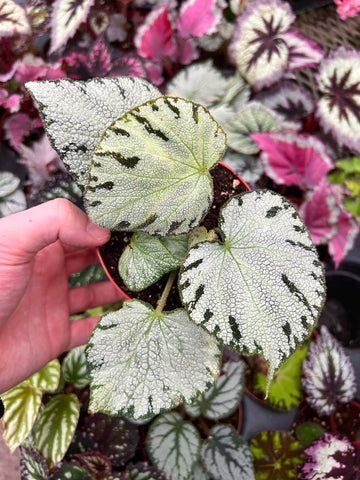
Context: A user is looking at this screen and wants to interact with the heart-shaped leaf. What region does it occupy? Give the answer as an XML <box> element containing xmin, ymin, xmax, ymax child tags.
<box><xmin>147</xmin><ymin>412</ymin><xmax>201</xmax><ymax>480</ymax></box>
<box><xmin>201</xmin><ymin>425</ymin><xmax>255</xmax><ymax>480</ymax></box>
<box><xmin>62</xmin><ymin>346</ymin><xmax>90</xmax><ymax>389</ymax></box>
<box><xmin>86</xmin><ymin>300</ymin><xmax>221</xmax><ymax>419</ymax></box>
<box><xmin>85</xmin><ymin>96</ymin><xmax>226</xmax><ymax>236</ymax></box>
<box><xmin>180</xmin><ymin>190</ymin><xmax>325</xmax><ymax>386</ymax></box>
<box><xmin>302</xmin><ymin>326</ymin><xmax>357</xmax><ymax>416</ymax></box>
<box><xmin>25</xmin><ymin>77</ymin><xmax>160</xmax><ymax>191</ymax></box>
<box><xmin>118</xmin><ymin>232</ymin><xmax>189</xmax><ymax>291</ymax></box>
<box><xmin>28</xmin><ymin>359</ymin><xmax>61</xmax><ymax>392</ymax></box>
<box><xmin>185</xmin><ymin>360</ymin><xmax>245</xmax><ymax>420</ymax></box>
<box><xmin>33</xmin><ymin>394</ymin><xmax>80</xmax><ymax>467</ymax></box>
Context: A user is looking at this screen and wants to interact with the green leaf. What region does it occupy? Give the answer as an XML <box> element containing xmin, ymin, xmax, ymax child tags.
<box><xmin>62</xmin><ymin>346</ymin><xmax>90</xmax><ymax>389</ymax></box>
<box><xmin>295</xmin><ymin>422</ymin><xmax>325</xmax><ymax>448</ymax></box>
<box><xmin>254</xmin><ymin>346</ymin><xmax>308</xmax><ymax>411</ymax></box>
<box><xmin>86</xmin><ymin>300</ymin><xmax>221</xmax><ymax>419</ymax></box>
<box><xmin>185</xmin><ymin>360</ymin><xmax>245</xmax><ymax>420</ymax></box>
<box><xmin>20</xmin><ymin>446</ymin><xmax>49</xmax><ymax>480</ymax></box>
<box><xmin>1</xmin><ymin>384</ymin><xmax>42</xmax><ymax>452</ymax></box>
<box><xmin>25</xmin><ymin>77</ymin><xmax>160</xmax><ymax>191</ymax></box>
<box><xmin>33</xmin><ymin>393</ymin><xmax>80</xmax><ymax>468</ymax></box>
<box><xmin>250</xmin><ymin>430</ymin><xmax>304</xmax><ymax>478</ymax></box>
<box><xmin>118</xmin><ymin>232</ymin><xmax>189</xmax><ymax>291</ymax></box>
<box><xmin>69</xmin><ymin>263</ymin><xmax>106</xmax><ymax>288</ymax></box>
<box><xmin>85</xmin><ymin>96</ymin><xmax>226</xmax><ymax>236</ymax></box>
<box><xmin>28</xmin><ymin>359</ymin><xmax>61</xmax><ymax>392</ymax></box>
<box><xmin>201</xmin><ymin>425</ymin><xmax>255</xmax><ymax>480</ymax></box>
<box><xmin>223</xmin><ymin>102</ymin><xmax>279</xmax><ymax>154</ymax></box>
<box><xmin>0</xmin><ymin>188</ymin><xmax>26</xmax><ymax>217</ymax></box>
<box><xmin>180</xmin><ymin>190</ymin><xmax>325</xmax><ymax>389</ymax></box>
<box><xmin>147</xmin><ymin>412</ymin><xmax>201</xmax><ymax>480</ymax></box>
<box><xmin>0</xmin><ymin>171</ymin><xmax>20</xmax><ymax>197</ymax></box>
<box><xmin>51</xmin><ymin>462</ymin><xmax>95</xmax><ymax>480</ymax></box>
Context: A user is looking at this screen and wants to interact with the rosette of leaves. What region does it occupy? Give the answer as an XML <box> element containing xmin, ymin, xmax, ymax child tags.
<box><xmin>0</xmin><ymin>171</ymin><xmax>26</xmax><ymax>217</ymax></box>
<box><xmin>302</xmin><ymin>326</ymin><xmax>357</xmax><ymax>416</ymax></box>
<box><xmin>316</xmin><ymin>47</ymin><xmax>360</xmax><ymax>154</ymax></box>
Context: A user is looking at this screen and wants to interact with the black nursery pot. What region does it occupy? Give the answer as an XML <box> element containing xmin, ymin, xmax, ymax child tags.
<box><xmin>318</xmin><ymin>270</ymin><xmax>360</xmax><ymax>349</ymax></box>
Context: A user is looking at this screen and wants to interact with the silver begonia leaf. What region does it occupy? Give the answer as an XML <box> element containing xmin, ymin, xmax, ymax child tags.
<box><xmin>222</xmin><ymin>102</ymin><xmax>279</xmax><ymax>155</ymax></box>
<box><xmin>180</xmin><ymin>190</ymin><xmax>325</xmax><ymax>385</ymax></box>
<box><xmin>185</xmin><ymin>360</ymin><xmax>245</xmax><ymax>420</ymax></box>
<box><xmin>223</xmin><ymin>150</ymin><xmax>263</xmax><ymax>184</ymax></box>
<box><xmin>118</xmin><ymin>232</ymin><xmax>189</xmax><ymax>291</ymax></box>
<box><xmin>86</xmin><ymin>300</ymin><xmax>221</xmax><ymax>420</ymax></box>
<box><xmin>302</xmin><ymin>326</ymin><xmax>357</xmax><ymax>416</ymax></box>
<box><xmin>0</xmin><ymin>171</ymin><xmax>20</xmax><ymax>197</ymax></box>
<box><xmin>201</xmin><ymin>425</ymin><xmax>255</xmax><ymax>480</ymax></box>
<box><xmin>86</xmin><ymin>96</ymin><xmax>226</xmax><ymax>236</ymax></box>
<box><xmin>147</xmin><ymin>412</ymin><xmax>201</xmax><ymax>480</ymax></box>
<box><xmin>25</xmin><ymin>77</ymin><xmax>160</xmax><ymax>191</ymax></box>
<box><xmin>62</xmin><ymin>346</ymin><xmax>90</xmax><ymax>389</ymax></box>
<box><xmin>0</xmin><ymin>189</ymin><xmax>26</xmax><ymax>217</ymax></box>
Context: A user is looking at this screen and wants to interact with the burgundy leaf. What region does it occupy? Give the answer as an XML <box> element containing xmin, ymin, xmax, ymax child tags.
<box><xmin>177</xmin><ymin>0</ymin><xmax>222</xmax><ymax>39</ymax></box>
<box><xmin>252</xmin><ymin>131</ymin><xmax>334</xmax><ymax>190</ymax></box>
<box><xmin>4</xmin><ymin>113</ymin><xmax>43</xmax><ymax>152</ymax></box>
<box><xmin>283</xmin><ymin>30</ymin><xmax>324</xmax><ymax>71</ymax></box>
<box><xmin>87</xmin><ymin>35</ymin><xmax>111</xmax><ymax>78</ymax></box>
<box><xmin>75</xmin><ymin>451</ymin><xmax>112</xmax><ymax>479</ymax></box>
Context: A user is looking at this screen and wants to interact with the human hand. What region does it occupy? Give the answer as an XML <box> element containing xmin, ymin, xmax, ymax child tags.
<box><xmin>0</xmin><ymin>199</ymin><xmax>124</xmax><ymax>393</ymax></box>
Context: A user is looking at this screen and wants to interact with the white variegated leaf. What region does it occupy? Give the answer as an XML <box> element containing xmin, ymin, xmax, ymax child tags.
<box><xmin>0</xmin><ymin>188</ymin><xmax>26</xmax><ymax>217</ymax></box>
<box><xmin>284</xmin><ymin>31</ymin><xmax>325</xmax><ymax>71</ymax></box>
<box><xmin>147</xmin><ymin>412</ymin><xmax>201</xmax><ymax>480</ymax></box>
<box><xmin>316</xmin><ymin>47</ymin><xmax>360</xmax><ymax>153</ymax></box>
<box><xmin>119</xmin><ymin>232</ymin><xmax>189</xmax><ymax>291</ymax></box>
<box><xmin>0</xmin><ymin>0</ymin><xmax>31</xmax><ymax>36</ymax></box>
<box><xmin>201</xmin><ymin>425</ymin><xmax>255</xmax><ymax>480</ymax></box>
<box><xmin>86</xmin><ymin>300</ymin><xmax>221</xmax><ymax>419</ymax></box>
<box><xmin>86</xmin><ymin>96</ymin><xmax>226</xmax><ymax>236</ymax></box>
<box><xmin>180</xmin><ymin>190</ymin><xmax>325</xmax><ymax>385</ymax></box>
<box><xmin>28</xmin><ymin>359</ymin><xmax>60</xmax><ymax>392</ymax></box>
<box><xmin>25</xmin><ymin>77</ymin><xmax>160</xmax><ymax>191</ymax></box>
<box><xmin>62</xmin><ymin>346</ymin><xmax>90</xmax><ymax>389</ymax></box>
<box><xmin>1</xmin><ymin>384</ymin><xmax>42</xmax><ymax>452</ymax></box>
<box><xmin>229</xmin><ymin>0</ymin><xmax>295</xmax><ymax>90</ymax></box>
<box><xmin>33</xmin><ymin>394</ymin><xmax>80</xmax><ymax>467</ymax></box>
<box><xmin>185</xmin><ymin>360</ymin><xmax>245</xmax><ymax>420</ymax></box>
<box><xmin>223</xmin><ymin>150</ymin><xmax>263</xmax><ymax>184</ymax></box>
<box><xmin>0</xmin><ymin>171</ymin><xmax>20</xmax><ymax>197</ymax></box>
<box><xmin>189</xmin><ymin>463</ymin><xmax>210</xmax><ymax>480</ymax></box>
<box><xmin>223</xmin><ymin>102</ymin><xmax>279</xmax><ymax>154</ymax></box>
<box><xmin>50</xmin><ymin>0</ymin><xmax>95</xmax><ymax>53</ymax></box>
<box><xmin>302</xmin><ymin>326</ymin><xmax>357</xmax><ymax>416</ymax></box>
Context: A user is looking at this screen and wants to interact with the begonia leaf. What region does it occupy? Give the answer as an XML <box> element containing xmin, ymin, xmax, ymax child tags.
<box><xmin>177</xmin><ymin>0</ymin><xmax>221</xmax><ymax>38</ymax></box>
<box><xmin>302</xmin><ymin>433</ymin><xmax>357</xmax><ymax>480</ymax></box>
<box><xmin>121</xmin><ymin>462</ymin><xmax>166</xmax><ymax>480</ymax></box>
<box><xmin>284</xmin><ymin>30</ymin><xmax>325</xmax><ymax>70</ymax></box>
<box><xmin>86</xmin><ymin>96</ymin><xmax>226</xmax><ymax>236</ymax></box>
<box><xmin>223</xmin><ymin>102</ymin><xmax>279</xmax><ymax>155</ymax></box>
<box><xmin>62</xmin><ymin>346</ymin><xmax>90</xmax><ymax>389</ymax></box>
<box><xmin>185</xmin><ymin>360</ymin><xmax>245</xmax><ymax>420</ymax></box>
<box><xmin>147</xmin><ymin>412</ymin><xmax>201</xmax><ymax>480</ymax></box>
<box><xmin>51</xmin><ymin>463</ymin><xmax>95</xmax><ymax>479</ymax></box>
<box><xmin>134</xmin><ymin>5</ymin><xmax>176</xmax><ymax>63</ymax></box>
<box><xmin>74</xmin><ymin>452</ymin><xmax>113</xmax><ymax>478</ymax></box>
<box><xmin>0</xmin><ymin>171</ymin><xmax>20</xmax><ymax>197</ymax></box>
<box><xmin>316</xmin><ymin>47</ymin><xmax>360</xmax><ymax>153</ymax></box>
<box><xmin>180</xmin><ymin>190</ymin><xmax>325</xmax><ymax>387</ymax></box>
<box><xmin>118</xmin><ymin>232</ymin><xmax>189</xmax><ymax>291</ymax></box>
<box><xmin>295</xmin><ymin>422</ymin><xmax>325</xmax><ymax>448</ymax></box>
<box><xmin>302</xmin><ymin>326</ymin><xmax>357</xmax><ymax>416</ymax></box>
<box><xmin>252</xmin><ymin>132</ymin><xmax>334</xmax><ymax>190</ymax></box>
<box><xmin>201</xmin><ymin>425</ymin><xmax>255</xmax><ymax>480</ymax></box>
<box><xmin>86</xmin><ymin>300</ymin><xmax>221</xmax><ymax>419</ymax></box>
<box><xmin>50</xmin><ymin>0</ymin><xmax>95</xmax><ymax>53</ymax></box>
<box><xmin>229</xmin><ymin>0</ymin><xmax>295</xmax><ymax>90</ymax></box>
<box><xmin>223</xmin><ymin>151</ymin><xmax>263</xmax><ymax>184</ymax></box>
<box><xmin>87</xmin><ymin>35</ymin><xmax>111</xmax><ymax>77</ymax></box>
<box><xmin>26</xmin><ymin>77</ymin><xmax>160</xmax><ymax>191</ymax></box>
<box><xmin>20</xmin><ymin>446</ymin><xmax>49</xmax><ymax>480</ymax></box>
<box><xmin>33</xmin><ymin>394</ymin><xmax>80</xmax><ymax>467</ymax></box>
<box><xmin>27</xmin><ymin>359</ymin><xmax>61</xmax><ymax>392</ymax></box>
<box><xmin>0</xmin><ymin>0</ymin><xmax>31</xmax><ymax>36</ymax></box>
<box><xmin>250</xmin><ymin>430</ymin><xmax>304</xmax><ymax>477</ymax></box>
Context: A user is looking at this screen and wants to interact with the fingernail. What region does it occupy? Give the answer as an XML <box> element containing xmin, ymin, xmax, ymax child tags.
<box><xmin>87</xmin><ymin>221</ymin><xmax>110</xmax><ymax>241</ymax></box>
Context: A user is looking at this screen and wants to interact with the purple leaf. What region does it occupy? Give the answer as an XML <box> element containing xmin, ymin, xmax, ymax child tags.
<box><xmin>87</xmin><ymin>35</ymin><xmax>112</xmax><ymax>78</ymax></box>
<box><xmin>252</xmin><ymin>132</ymin><xmax>334</xmax><ymax>190</ymax></box>
<box><xmin>134</xmin><ymin>5</ymin><xmax>176</xmax><ymax>63</ymax></box>
<box><xmin>228</xmin><ymin>0</ymin><xmax>295</xmax><ymax>90</ymax></box>
<box><xmin>177</xmin><ymin>0</ymin><xmax>222</xmax><ymax>39</ymax></box>
<box><xmin>283</xmin><ymin>30</ymin><xmax>325</xmax><ymax>71</ymax></box>
<box><xmin>110</xmin><ymin>54</ymin><xmax>146</xmax><ymax>79</ymax></box>
<box><xmin>254</xmin><ymin>80</ymin><xmax>315</xmax><ymax>124</ymax></box>
<box><xmin>74</xmin><ymin>451</ymin><xmax>113</xmax><ymax>479</ymax></box>
<box><xmin>176</xmin><ymin>36</ymin><xmax>198</xmax><ymax>65</ymax></box>
<box><xmin>302</xmin><ymin>432</ymin><xmax>358</xmax><ymax>480</ymax></box>
<box><xmin>302</xmin><ymin>326</ymin><xmax>357</xmax><ymax>416</ymax></box>
<box><xmin>50</xmin><ymin>0</ymin><xmax>95</xmax><ymax>53</ymax></box>
<box><xmin>316</xmin><ymin>47</ymin><xmax>360</xmax><ymax>153</ymax></box>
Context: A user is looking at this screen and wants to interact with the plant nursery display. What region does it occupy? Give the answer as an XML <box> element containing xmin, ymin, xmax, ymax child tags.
<box><xmin>0</xmin><ymin>0</ymin><xmax>360</xmax><ymax>479</ymax></box>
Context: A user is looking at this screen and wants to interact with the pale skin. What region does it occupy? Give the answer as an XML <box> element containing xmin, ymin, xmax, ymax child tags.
<box><xmin>0</xmin><ymin>198</ymin><xmax>124</xmax><ymax>394</ymax></box>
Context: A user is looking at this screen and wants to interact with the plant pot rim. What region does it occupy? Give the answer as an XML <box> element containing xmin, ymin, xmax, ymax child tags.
<box><xmin>97</xmin><ymin>162</ymin><xmax>251</xmax><ymax>296</ymax></box>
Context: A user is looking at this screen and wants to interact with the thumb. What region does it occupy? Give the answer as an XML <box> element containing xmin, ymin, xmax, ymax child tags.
<box><xmin>0</xmin><ymin>198</ymin><xmax>110</xmax><ymax>260</ymax></box>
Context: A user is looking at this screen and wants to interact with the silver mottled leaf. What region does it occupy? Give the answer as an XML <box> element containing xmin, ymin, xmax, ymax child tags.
<box><xmin>86</xmin><ymin>96</ymin><xmax>226</xmax><ymax>236</ymax></box>
<box><xmin>62</xmin><ymin>346</ymin><xmax>90</xmax><ymax>389</ymax></box>
<box><xmin>180</xmin><ymin>190</ymin><xmax>325</xmax><ymax>384</ymax></box>
<box><xmin>26</xmin><ymin>77</ymin><xmax>160</xmax><ymax>191</ymax></box>
<box><xmin>302</xmin><ymin>326</ymin><xmax>357</xmax><ymax>416</ymax></box>
<box><xmin>0</xmin><ymin>188</ymin><xmax>26</xmax><ymax>217</ymax></box>
<box><xmin>86</xmin><ymin>300</ymin><xmax>221</xmax><ymax>419</ymax></box>
<box><xmin>0</xmin><ymin>171</ymin><xmax>20</xmax><ymax>197</ymax></box>
<box><xmin>223</xmin><ymin>151</ymin><xmax>263</xmax><ymax>184</ymax></box>
<box><xmin>147</xmin><ymin>412</ymin><xmax>201</xmax><ymax>480</ymax></box>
